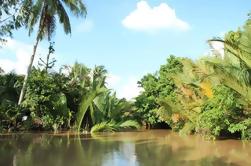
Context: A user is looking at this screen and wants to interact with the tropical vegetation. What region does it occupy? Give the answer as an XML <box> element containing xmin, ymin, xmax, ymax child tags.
<box><xmin>134</xmin><ymin>15</ymin><xmax>251</xmax><ymax>139</ymax></box>
<box><xmin>0</xmin><ymin>61</ymin><xmax>139</xmax><ymax>132</ymax></box>
<box><xmin>1</xmin><ymin>1</ymin><xmax>251</xmax><ymax>140</ymax></box>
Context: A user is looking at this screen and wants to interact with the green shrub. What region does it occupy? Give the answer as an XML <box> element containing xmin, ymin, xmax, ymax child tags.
<box><xmin>228</xmin><ymin>118</ymin><xmax>251</xmax><ymax>140</ymax></box>
<box><xmin>22</xmin><ymin>69</ymin><xmax>71</xmax><ymax>131</ymax></box>
<box><xmin>196</xmin><ymin>85</ymin><xmax>244</xmax><ymax>139</ymax></box>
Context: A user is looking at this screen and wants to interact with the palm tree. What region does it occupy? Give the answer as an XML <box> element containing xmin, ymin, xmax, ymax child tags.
<box><xmin>18</xmin><ymin>0</ymin><xmax>87</xmax><ymax>105</ymax></box>
<box><xmin>74</xmin><ymin>66</ymin><xmax>107</xmax><ymax>131</ymax></box>
<box><xmin>204</xmin><ymin>18</ymin><xmax>251</xmax><ymax>101</ymax></box>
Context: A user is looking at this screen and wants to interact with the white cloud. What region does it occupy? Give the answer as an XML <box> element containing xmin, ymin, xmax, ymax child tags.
<box><xmin>0</xmin><ymin>39</ymin><xmax>46</xmax><ymax>74</ymax></box>
<box><xmin>76</xmin><ymin>19</ymin><xmax>94</xmax><ymax>33</ymax></box>
<box><xmin>122</xmin><ymin>1</ymin><xmax>190</xmax><ymax>32</ymax></box>
<box><xmin>106</xmin><ymin>74</ymin><xmax>143</xmax><ymax>100</ymax></box>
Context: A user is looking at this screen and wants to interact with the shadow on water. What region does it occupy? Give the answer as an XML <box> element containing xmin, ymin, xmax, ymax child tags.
<box><xmin>0</xmin><ymin>131</ymin><xmax>248</xmax><ymax>166</ymax></box>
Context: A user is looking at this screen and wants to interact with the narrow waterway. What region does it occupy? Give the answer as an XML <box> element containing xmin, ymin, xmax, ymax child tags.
<box><xmin>0</xmin><ymin>130</ymin><xmax>250</xmax><ymax>166</ymax></box>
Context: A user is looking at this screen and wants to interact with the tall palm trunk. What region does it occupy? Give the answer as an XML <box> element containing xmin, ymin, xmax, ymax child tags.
<box><xmin>18</xmin><ymin>36</ymin><xmax>40</xmax><ymax>105</ymax></box>
<box><xmin>18</xmin><ymin>5</ymin><xmax>46</xmax><ymax>105</ymax></box>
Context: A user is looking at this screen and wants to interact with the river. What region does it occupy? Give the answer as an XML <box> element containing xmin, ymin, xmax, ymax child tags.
<box><xmin>0</xmin><ymin>130</ymin><xmax>250</xmax><ymax>166</ymax></box>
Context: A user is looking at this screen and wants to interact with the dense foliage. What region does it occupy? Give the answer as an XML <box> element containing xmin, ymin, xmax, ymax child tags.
<box><xmin>0</xmin><ymin>63</ymin><xmax>139</xmax><ymax>132</ymax></box>
<box><xmin>1</xmin><ymin>1</ymin><xmax>251</xmax><ymax>140</ymax></box>
<box><xmin>134</xmin><ymin>16</ymin><xmax>251</xmax><ymax>139</ymax></box>
<box><xmin>0</xmin><ymin>0</ymin><xmax>34</xmax><ymax>45</ymax></box>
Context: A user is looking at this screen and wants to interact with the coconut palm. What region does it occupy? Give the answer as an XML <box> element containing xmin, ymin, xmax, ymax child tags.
<box><xmin>18</xmin><ymin>0</ymin><xmax>87</xmax><ymax>105</ymax></box>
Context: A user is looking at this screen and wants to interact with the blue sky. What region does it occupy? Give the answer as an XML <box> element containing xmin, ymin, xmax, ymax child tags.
<box><xmin>0</xmin><ymin>0</ymin><xmax>250</xmax><ymax>99</ymax></box>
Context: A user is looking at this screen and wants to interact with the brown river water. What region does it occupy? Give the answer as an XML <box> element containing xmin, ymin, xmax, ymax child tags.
<box><xmin>0</xmin><ymin>130</ymin><xmax>250</xmax><ymax>166</ymax></box>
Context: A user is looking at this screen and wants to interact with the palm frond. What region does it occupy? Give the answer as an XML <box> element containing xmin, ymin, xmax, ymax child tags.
<box><xmin>203</xmin><ymin>59</ymin><xmax>251</xmax><ymax>101</ymax></box>
<box><xmin>90</xmin><ymin>121</ymin><xmax>117</xmax><ymax>133</ymax></box>
<box><xmin>55</xmin><ymin>0</ymin><xmax>71</xmax><ymax>34</ymax></box>
<box><xmin>91</xmin><ymin>120</ymin><xmax>140</xmax><ymax>133</ymax></box>
<box><xmin>74</xmin><ymin>89</ymin><xmax>97</xmax><ymax>131</ymax></box>
<box><xmin>27</xmin><ymin>0</ymin><xmax>43</xmax><ymax>36</ymax></box>
<box><xmin>62</xmin><ymin>0</ymin><xmax>87</xmax><ymax>17</ymax></box>
<box><xmin>119</xmin><ymin>120</ymin><xmax>140</xmax><ymax>129</ymax></box>
<box><xmin>205</xmin><ymin>60</ymin><xmax>250</xmax><ymax>87</ymax></box>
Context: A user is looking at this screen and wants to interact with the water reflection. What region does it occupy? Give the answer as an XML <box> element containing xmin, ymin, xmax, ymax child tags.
<box><xmin>0</xmin><ymin>130</ymin><xmax>250</xmax><ymax>166</ymax></box>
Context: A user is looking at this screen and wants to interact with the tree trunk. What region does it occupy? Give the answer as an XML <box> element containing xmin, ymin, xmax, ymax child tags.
<box><xmin>18</xmin><ymin>2</ymin><xmax>46</xmax><ymax>105</ymax></box>
<box><xmin>18</xmin><ymin>37</ymin><xmax>40</xmax><ymax>105</ymax></box>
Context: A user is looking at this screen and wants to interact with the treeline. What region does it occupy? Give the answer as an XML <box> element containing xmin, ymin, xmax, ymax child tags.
<box><xmin>134</xmin><ymin>15</ymin><xmax>251</xmax><ymax>140</ymax></box>
<box><xmin>0</xmin><ymin>63</ymin><xmax>139</xmax><ymax>132</ymax></box>
<box><xmin>0</xmin><ymin>1</ymin><xmax>140</xmax><ymax>133</ymax></box>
